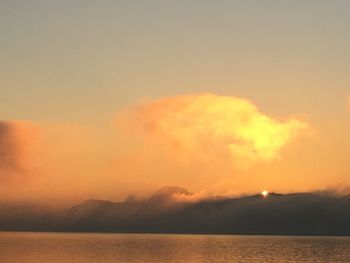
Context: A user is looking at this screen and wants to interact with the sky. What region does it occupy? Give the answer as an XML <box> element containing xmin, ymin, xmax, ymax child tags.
<box><xmin>0</xmin><ymin>1</ymin><xmax>349</xmax><ymax>204</ymax></box>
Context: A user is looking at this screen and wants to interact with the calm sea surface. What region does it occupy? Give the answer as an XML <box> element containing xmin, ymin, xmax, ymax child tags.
<box><xmin>0</xmin><ymin>232</ymin><xmax>349</xmax><ymax>263</ymax></box>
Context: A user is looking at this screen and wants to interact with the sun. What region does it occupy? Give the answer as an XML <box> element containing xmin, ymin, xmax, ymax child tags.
<box><xmin>261</xmin><ymin>190</ymin><xmax>269</xmax><ymax>197</ymax></box>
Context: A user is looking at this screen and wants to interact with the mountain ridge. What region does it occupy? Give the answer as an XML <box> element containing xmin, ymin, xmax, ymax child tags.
<box><xmin>1</xmin><ymin>187</ymin><xmax>350</xmax><ymax>236</ymax></box>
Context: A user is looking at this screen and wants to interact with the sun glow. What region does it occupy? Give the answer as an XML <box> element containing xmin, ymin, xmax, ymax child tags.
<box><xmin>261</xmin><ymin>190</ymin><xmax>269</xmax><ymax>197</ymax></box>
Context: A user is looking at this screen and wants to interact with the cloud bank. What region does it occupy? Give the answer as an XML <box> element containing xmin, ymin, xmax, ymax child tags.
<box><xmin>0</xmin><ymin>94</ymin><xmax>310</xmax><ymax>203</ymax></box>
<box><xmin>119</xmin><ymin>93</ymin><xmax>308</xmax><ymax>167</ymax></box>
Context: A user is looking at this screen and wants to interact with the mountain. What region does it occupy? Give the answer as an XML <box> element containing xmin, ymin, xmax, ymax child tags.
<box><xmin>1</xmin><ymin>187</ymin><xmax>350</xmax><ymax>236</ymax></box>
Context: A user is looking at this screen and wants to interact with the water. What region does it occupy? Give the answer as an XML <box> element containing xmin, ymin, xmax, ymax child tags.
<box><xmin>0</xmin><ymin>232</ymin><xmax>349</xmax><ymax>263</ymax></box>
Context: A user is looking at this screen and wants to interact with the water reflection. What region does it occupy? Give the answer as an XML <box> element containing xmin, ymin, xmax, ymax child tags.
<box><xmin>0</xmin><ymin>232</ymin><xmax>349</xmax><ymax>263</ymax></box>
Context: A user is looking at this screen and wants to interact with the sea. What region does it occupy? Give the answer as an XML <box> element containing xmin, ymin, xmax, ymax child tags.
<box><xmin>0</xmin><ymin>232</ymin><xmax>349</xmax><ymax>262</ymax></box>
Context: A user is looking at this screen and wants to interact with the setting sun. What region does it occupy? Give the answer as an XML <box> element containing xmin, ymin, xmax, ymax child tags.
<box><xmin>261</xmin><ymin>190</ymin><xmax>269</xmax><ymax>197</ymax></box>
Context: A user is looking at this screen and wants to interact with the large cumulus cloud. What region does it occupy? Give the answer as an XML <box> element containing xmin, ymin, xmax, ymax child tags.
<box><xmin>118</xmin><ymin>93</ymin><xmax>308</xmax><ymax>167</ymax></box>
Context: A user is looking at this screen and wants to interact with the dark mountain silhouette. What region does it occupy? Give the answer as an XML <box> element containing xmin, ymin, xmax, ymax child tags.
<box><xmin>1</xmin><ymin>187</ymin><xmax>350</xmax><ymax>236</ymax></box>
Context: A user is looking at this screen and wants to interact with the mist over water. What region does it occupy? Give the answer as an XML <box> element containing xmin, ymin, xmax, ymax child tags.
<box><xmin>0</xmin><ymin>232</ymin><xmax>349</xmax><ymax>263</ymax></box>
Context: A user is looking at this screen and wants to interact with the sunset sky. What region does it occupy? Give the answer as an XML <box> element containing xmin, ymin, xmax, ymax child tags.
<box><xmin>1</xmin><ymin>1</ymin><xmax>349</xmax><ymax>204</ymax></box>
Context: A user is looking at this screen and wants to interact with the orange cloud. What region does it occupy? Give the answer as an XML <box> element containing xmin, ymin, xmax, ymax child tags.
<box><xmin>0</xmin><ymin>121</ymin><xmax>38</xmax><ymax>181</ymax></box>
<box><xmin>118</xmin><ymin>93</ymin><xmax>308</xmax><ymax>168</ymax></box>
